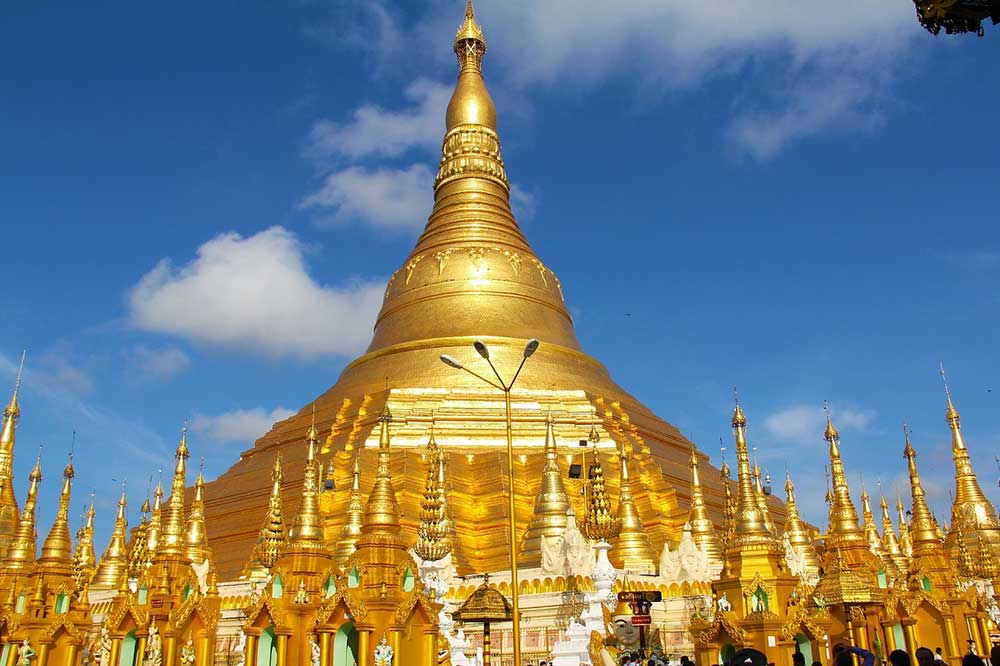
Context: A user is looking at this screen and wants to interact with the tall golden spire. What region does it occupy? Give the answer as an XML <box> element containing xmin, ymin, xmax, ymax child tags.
<box><xmin>92</xmin><ymin>484</ymin><xmax>129</xmax><ymax>589</ymax></box>
<box><xmin>186</xmin><ymin>466</ymin><xmax>212</xmax><ymax>565</ymax></box>
<box><xmin>246</xmin><ymin>455</ymin><xmax>285</xmax><ymax>574</ymax></box>
<box><xmin>902</xmin><ymin>424</ymin><xmax>943</xmax><ymax>551</ymax></box>
<box><xmin>896</xmin><ymin>494</ymin><xmax>913</xmax><ymax>559</ymax></box>
<box><xmin>880</xmin><ymin>494</ymin><xmax>909</xmax><ymax>575</ymax></box>
<box><xmin>719</xmin><ymin>448</ymin><xmax>735</xmax><ymax>553</ymax></box>
<box><xmin>37</xmin><ymin>454</ymin><xmax>75</xmax><ymax>573</ymax></box>
<box><xmin>940</xmin><ymin>366</ymin><xmax>1000</xmax><ymax>538</ymax></box>
<box><xmin>415</xmin><ymin>420</ymin><xmax>453</xmax><ymax>562</ymax></box>
<box><xmin>160</xmin><ymin>425</ymin><xmax>190</xmax><ymax>559</ymax></box>
<box><xmin>860</xmin><ymin>483</ymin><xmax>889</xmax><ymax>565</ymax></box>
<box><xmin>0</xmin><ymin>351</ymin><xmax>25</xmax><ymax>556</ymax></box>
<box><xmin>610</xmin><ymin>448</ymin><xmax>656</xmax><ymax>572</ymax></box>
<box><xmin>782</xmin><ymin>470</ymin><xmax>821</xmax><ymax>576</ymax></box>
<box><xmin>731</xmin><ymin>399</ymin><xmax>770</xmax><ymax>541</ymax></box>
<box><xmin>127</xmin><ymin>498</ymin><xmax>150</xmax><ymax>579</ymax></box>
<box><xmin>751</xmin><ymin>450</ymin><xmax>776</xmax><ymax>535</ymax></box>
<box><xmin>334</xmin><ymin>449</ymin><xmax>364</xmax><ymax>566</ymax></box>
<box><xmin>581</xmin><ymin>447</ymin><xmax>620</xmax><ymax>542</ymax></box>
<box><xmin>519</xmin><ymin>415</ymin><xmax>571</xmax><ymax>565</ymax></box>
<box><xmin>286</xmin><ymin>411</ymin><xmax>325</xmax><ymax>547</ymax></box>
<box><xmin>3</xmin><ymin>454</ymin><xmax>42</xmax><ymax>574</ymax></box>
<box><xmin>72</xmin><ymin>497</ymin><xmax>97</xmax><ymax>591</ymax></box>
<box><xmin>687</xmin><ymin>445</ymin><xmax>723</xmax><ymax>570</ymax></box>
<box><xmin>361</xmin><ymin>404</ymin><xmax>401</xmax><ymax>535</ymax></box>
<box><xmin>145</xmin><ymin>480</ymin><xmax>163</xmax><ymax>563</ymax></box>
<box><xmin>824</xmin><ymin>406</ymin><xmax>864</xmax><ymax>543</ymax></box>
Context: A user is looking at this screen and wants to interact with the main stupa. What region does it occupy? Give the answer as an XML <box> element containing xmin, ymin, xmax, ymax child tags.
<box><xmin>201</xmin><ymin>1</ymin><xmax>782</xmax><ymax>581</ymax></box>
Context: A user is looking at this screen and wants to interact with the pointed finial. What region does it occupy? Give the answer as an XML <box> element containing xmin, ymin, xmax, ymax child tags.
<box><xmin>731</xmin><ymin>388</ymin><xmax>747</xmax><ymax>428</ymax></box>
<box><xmin>466</xmin><ymin>0</ymin><xmax>474</xmax><ymax>19</ymax></box>
<box><xmin>941</xmin><ymin>362</ymin><xmax>960</xmax><ymax>422</ymax></box>
<box><xmin>823</xmin><ymin>401</ymin><xmax>839</xmax><ymax>441</ymax></box>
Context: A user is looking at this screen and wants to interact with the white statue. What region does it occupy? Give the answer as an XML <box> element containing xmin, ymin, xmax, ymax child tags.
<box><xmin>658</xmin><ymin>523</ymin><xmax>717</xmax><ymax>584</ymax></box>
<box><xmin>542</xmin><ymin>508</ymin><xmax>594</xmax><ymax>577</ymax></box>
<box><xmin>717</xmin><ymin>592</ymin><xmax>732</xmax><ymax>612</ymax></box>
<box><xmin>309</xmin><ymin>634</ymin><xmax>321</xmax><ymax>666</ymax></box>
<box><xmin>374</xmin><ymin>633</ymin><xmax>394</xmax><ymax>666</ymax></box>
<box><xmin>145</xmin><ymin>624</ymin><xmax>163</xmax><ymax>666</ymax></box>
<box><xmin>17</xmin><ymin>638</ymin><xmax>35</xmax><ymax>666</ymax></box>
<box><xmin>98</xmin><ymin>627</ymin><xmax>112</xmax><ymax>666</ymax></box>
<box><xmin>191</xmin><ymin>558</ymin><xmax>211</xmax><ymax>594</ymax></box>
<box><xmin>233</xmin><ymin>631</ymin><xmax>247</xmax><ymax>666</ymax></box>
<box><xmin>81</xmin><ymin>644</ymin><xmax>93</xmax><ymax>666</ymax></box>
<box><xmin>179</xmin><ymin>639</ymin><xmax>196</xmax><ymax>666</ymax></box>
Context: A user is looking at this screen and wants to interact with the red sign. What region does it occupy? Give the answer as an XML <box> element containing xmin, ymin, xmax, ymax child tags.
<box><xmin>151</xmin><ymin>600</ymin><xmax>163</xmax><ymax>608</ymax></box>
<box><xmin>631</xmin><ymin>615</ymin><xmax>652</xmax><ymax>626</ymax></box>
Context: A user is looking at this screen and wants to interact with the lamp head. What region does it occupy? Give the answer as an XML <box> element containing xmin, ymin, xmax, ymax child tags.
<box><xmin>474</xmin><ymin>340</ymin><xmax>490</xmax><ymax>360</ymax></box>
<box><xmin>440</xmin><ymin>354</ymin><xmax>464</xmax><ymax>370</ymax></box>
<box><xmin>523</xmin><ymin>338</ymin><xmax>539</xmax><ymax>359</ymax></box>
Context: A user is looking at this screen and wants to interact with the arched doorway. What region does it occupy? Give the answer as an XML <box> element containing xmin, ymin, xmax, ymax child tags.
<box><xmin>334</xmin><ymin>622</ymin><xmax>359</xmax><ymax>666</ymax></box>
<box><xmin>795</xmin><ymin>634</ymin><xmax>814</xmax><ymax>664</ymax></box>
<box><xmin>257</xmin><ymin>626</ymin><xmax>278</xmax><ymax>666</ymax></box>
<box><xmin>119</xmin><ymin>630</ymin><xmax>139</xmax><ymax>666</ymax></box>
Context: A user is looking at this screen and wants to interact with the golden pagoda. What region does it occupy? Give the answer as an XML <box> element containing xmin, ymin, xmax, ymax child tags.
<box><xmin>200</xmin><ymin>0</ymin><xmax>737</xmax><ymax>584</ymax></box>
<box><xmin>781</xmin><ymin>471</ymin><xmax>820</xmax><ymax>581</ymax></box>
<box><xmin>0</xmin><ymin>354</ymin><xmax>24</xmax><ymax>559</ymax></box>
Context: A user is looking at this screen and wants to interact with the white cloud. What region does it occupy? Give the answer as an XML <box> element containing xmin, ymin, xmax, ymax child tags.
<box><xmin>510</xmin><ymin>185</ymin><xmax>537</xmax><ymax>222</ymax></box>
<box><xmin>306</xmin><ymin>79</ymin><xmax>450</xmax><ymax>161</ymax></box>
<box><xmin>764</xmin><ymin>403</ymin><xmax>875</xmax><ymax>443</ymax></box>
<box><xmin>300</xmin><ymin>164</ymin><xmax>432</xmax><ymax>232</ymax></box>
<box><xmin>124</xmin><ymin>345</ymin><xmax>190</xmax><ymax>380</ymax></box>
<box><xmin>128</xmin><ymin>226</ymin><xmax>385</xmax><ymax>359</ymax></box>
<box><xmin>191</xmin><ymin>407</ymin><xmax>295</xmax><ymax>446</ymax></box>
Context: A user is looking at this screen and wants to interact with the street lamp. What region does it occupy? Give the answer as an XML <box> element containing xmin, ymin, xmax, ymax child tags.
<box><xmin>439</xmin><ymin>338</ymin><xmax>538</xmax><ymax>666</ymax></box>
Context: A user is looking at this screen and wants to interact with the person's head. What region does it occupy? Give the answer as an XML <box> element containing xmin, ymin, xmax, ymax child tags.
<box><xmin>916</xmin><ymin>647</ymin><xmax>936</xmax><ymax>666</ymax></box>
<box><xmin>936</xmin><ymin>649</ymin><xmax>943</xmax><ymax>656</ymax></box>
<box><xmin>889</xmin><ymin>650</ymin><xmax>912</xmax><ymax>666</ymax></box>
<box><xmin>794</xmin><ymin>653</ymin><xmax>807</xmax><ymax>666</ymax></box>
<box><xmin>835</xmin><ymin>651</ymin><xmax>855</xmax><ymax>666</ymax></box>
<box><xmin>990</xmin><ymin>645</ymin><xmax>1000</xmax><ymax>666</ymax></box>
<box><xmin>812</xmin><ymin>661</ymin><xmax>823</xmax><ymax>666</ymax></box>
<box><xmin>963</xmin><ymin>655</ymin><xmax>983</xmax><ymax>666</ymax></box>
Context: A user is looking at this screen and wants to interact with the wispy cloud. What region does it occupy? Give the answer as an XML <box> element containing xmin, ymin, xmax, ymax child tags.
<box><xmin>191</xmin><ymin>406</ymin><xmax>295</xmax><ymax>446</ymax></box>
<box><xmin>124</xmin><ymin>344</ymin><xmax>191</xmax><ymax>380</ymax></box>
<box><xmin>128</xmin><ymin>226</ymin><xmax>384</xmax><ymax>359</ymax></box>
<box><xmin>300</xmin><ymin>164</ymin><xmax>432</xmax><ymax>232</ymax></box>
<box><xmin>764</xmin><ymin>403</ymin><xmax>876</xmax><ymax>444</ymax></box>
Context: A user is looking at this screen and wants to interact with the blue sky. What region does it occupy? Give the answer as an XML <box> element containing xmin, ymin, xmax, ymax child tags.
<box><xmin>2</xmin><ymin>1</ymin><xmax>999</xmax><ymax>550</ymax></box>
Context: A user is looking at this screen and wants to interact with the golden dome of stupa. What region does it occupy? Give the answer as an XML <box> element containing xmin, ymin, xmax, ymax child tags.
<box><xmin>201</xmin><ymin>1</ymin><xmax>779</xmax><ymax>580</ymax></box>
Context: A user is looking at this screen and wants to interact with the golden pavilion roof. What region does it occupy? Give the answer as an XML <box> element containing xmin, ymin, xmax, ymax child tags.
<box><xmin>453</xmin><ymin>578</ymin><xmax>512</xmax><ymax>624</ymax></box>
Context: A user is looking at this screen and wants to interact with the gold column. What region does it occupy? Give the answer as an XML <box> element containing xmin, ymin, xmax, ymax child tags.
<box><xmin>66</xmin><ymin>645</ymin><xmax>78</xmax><ymax>666</ymax></box>
<box><xmin>943</xmin><ymin>617</ymin><xmax>960</xmax><ymax>659</ymax></box>
<box><xmin>109</xmin><ymin>637</ymin><xmax>122</xmax><ymax>666</ymax></box>
<box><xmin>978</xmin><ymin>617</ymin><xmax>992</xmax><ymax>652</ymax></box>
<box><xmin>966</xmin><ymin>616</ymin><xmax>983</xmax><ymax>656</ymax></box>
<box><xmin>319</xmin><ymin>632</ymin><xmax>330</xmax><ymax>666</ymax></box>
<box><xmin>503</xmin><ymin>389</ymin><xmax>522</xmax><ymax>666</ymax></box>
<box><xmin>163</xmin><ymin>636</ymin><xmax>177</xmax><ymax>666</ymax></box>
<box><xmin>423</xmin><ymin>628</ymin><xmax>438</xmax><ymax>666</ymax></box>
<box><xmin>36</xmin><ymin>643</ymin><xmax>49</xmax><ymax>666</ymax></box>
<box><xmin>136</xmin><ymin>636</ymin><xmax>147</xmax><ymax>665</ymax></box>
<box><xmin>196</xmin><ymin>635</ymin><xmax>212</xmax><ymax>666</ymax></box>
<box><xmin>903</xmin><ymin>623</ymin><xmax>919</xmax><ymax>655</ymax></box>
<box><xmin>883</xmin><ymin>624</ymin><xmax>897</xmax><ymax>651</ymax></box>
<box><xmin>357</xmin><ymin>631</ymin><xmax>371</xmax><ymax>666</ymax></box>
<box><xmin>245</xmin><ymin>635</ymin><xmax>258</xmax><ymax>666</ymax></box>
<box><xmin>390</xmin><ymin>629</ymin><xmax>402</xmax><ymax>660</ymax></box>
<box><xmin>276</xmin><ymin>634</ymin><xmax>288</xmax><ymax>666</ymax></box>
<box><xmin>483</xmin><ymin>622</ymin><xmax>492</xmax><ymax>666</ymax></box>
<box><xmin>4</xmin><ymin>642</ymin><xmax>17</xmax><ymax>666</ymax></box>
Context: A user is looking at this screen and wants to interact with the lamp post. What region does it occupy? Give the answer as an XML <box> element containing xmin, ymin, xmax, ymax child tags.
<box><xmin>440</xmin><ymin>338</ymin><xmax>539</xmax><ymax>666</ymax></box>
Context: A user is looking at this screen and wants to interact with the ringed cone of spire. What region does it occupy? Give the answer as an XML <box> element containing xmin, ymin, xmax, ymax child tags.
<box><xmin>730</xmin><ymin>401</ymin><xmax>770</xmax><ymax>541</ymax></box>
<box><xmin>610</xmin><ymin>449</ymin><xmax>656</xmax><ymax>572</ymax></box>
<box><xmin>415</xmin><ymin>421</ymin><xmax>453</xmax><ymax>562</ymax></box>
<box><xmin>0</xmin><ymin>354</ymin><xmax>24</xmax><ymax>556</ymax></box>
<box><xmin>246</xmin><ymin>455</ymin><xmax>286</xmax><ymax>575</ymax></box>
<box><xmin>361</xmin><ymin>404</ymin><xmax>401</xmax><ymax>536</ymax></box>
<box><xmin>782</xmin><ymin>471</ymin><xmax>821</xmax><ymax>577</ymax></box>
<box><xmin>127</xmin><ymin>499</ymin><xmax>150</xmax><ymax>579</ymax></box>
<box><xmin>145</xmin><ymin>481</ymin><xmax>164</xmax><ymax>564</ymax></box>
<box><xmin>860</xmin><ymin>484</ymin><xmax>890</xmax><ymax>566</ymax></box>
<box><xmin>334</xmin><ymin>449</ymin><xmax>365</xmax><ymax>566</ymax></box>
<box><xmin>581</xmin><ymin>447</ymin><xmax>620</xmax><ymax>542</ymax></box>
<box><xmin>823</xmin><ymin>408</ymin><xmax>864</xmax><ymax>545</ymax></box>
<box><xmin>518</xmin><ymin>415</ymin><xmax>571</xmax><ymax>565</ymax></box>
<box><xmin>286</xmin><ymin>414</ymin><xmax>325</xmax><ymax>548</ymax></box>
<box><xmin>687</xmin><ymin>446</ymin><xmax>723</xmax><ymax>571</ymax></box>
<box><xmin>903</xmin><ymin>425</ymin><xmax>943</xmax><ymax>550</ymax></box>
<box><xmin>3</xmin><ymin>456</ymin><xmax>43</xmax><ymax>575</ymax></box>
<box><xmin>91</xmin><ymin>485</ymin><xmax>129</xmax><ymax>589</ymax></box>
<box><xmin>72</xmin><ymin>498</ymin><xmax>97</xmax><ymax>591</ymax></box>
<box><xmin>896</xmin><ymin>495</ymin><xmax>914</xmax><ymax>559</ymax></box>
<box><xmin>752</xmin><ymin>454</ymin><xmax>776</xmax><ymax>536</ymax></box>
<box><xmin>880</xmin><ymin>494</ymin><xmax>909</xmax><ymax>576</ymax></box>
<box><xmin>160</xmin><ymin>426</ymin><xmax>191</xmax><ymax>559</ymax></box>
<box><xmin>37</xmin><ymin>455</ymin><xmax>75</xmax><ymax>573</ymax></box>
<box><xmin>186</xmin><ymin>470</ymin><xmax>212</xmax><ymax>565</ymax></box>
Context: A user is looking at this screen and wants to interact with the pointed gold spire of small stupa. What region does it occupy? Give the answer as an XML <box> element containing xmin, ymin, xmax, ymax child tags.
<box><xmin>824</xmin><ymin>404</ymin><xmax>864</xmax><ymax>544</ymax></box>
<box><xmin>880</xmin><ymin>493</ymin><xmax>908</xmax><ymax>575</ymax></box>
<box><xmin>145</xmin><ymin>478</ymin><xmax>163</xmax><ymax>563</ymax></box>
<box><xmin>581</xmin><ymin>444</ymin><xmax>620</xmax><ymax>543</ymax></box>
<box><xmin>246</xmin><ymin>455</ymin><xmax>285</xmax><ymax>575</ymax></box>
<box><xmin>3</xmin><ymin>453</ymin><xmax>42</xmax><ymax>575</ymax></box>
<box><xmin>415</xmin><ymin>419</ymin><xmax>453</xmax><ymax>562</ymax></box>
<box><xmin>361</xmin><ymin>403</ymin><xmax>401</xmax><ymax>536</ymax></box>
<box><xmin>286</xmin><ymin>409</ymin><xmax>325</xmax><ymax>548</ymax></box>
<box><xmin>719</xmin><ymin>444</ymin><xmax>735</xmax><ymax>553</ymax></box>
<box><xmin>0</xmin><ymin>351</ymin><xmax>25</xmax><ymax>557</ymax></box>
<box><xmin>186</xmin><ymin>462</ymin><xmax>212</xmax><ymax>565</ymax></box>
<box><xmin>860</xmin><ymin>482</ymin><xmax>890</xmax><ymax>565</ymax></box>
<box><xmin>72</xmin><ymin>496</ymin><xmax>97</xmax><ymax>591</ymax></box>
<box><xmin>610</xmin><ymin>448</ymin><xmax>656</xmax><ymax>572</ymax></box>
<box><xmin>334</xmin><ymin>448</ymin><xmax>365</xmax><ymax>566</ymax></box>
<box><xmin>939</xmin><ymin>365</ymin><xmax>1000</xmax><ymax>544</ymax></box>
<box><xmin>751</xmin><ymin>449</ymin><xmax>776</xmax><ymax>535</ymax></box>
<box><xmin>38</xmin><ymin>453</ymin><xmax>75</xmax><ymax>573</ymax></box>
<box><xmin>896</xmin><ymin>494</ymin><xmax>914</xmax><ymax>559</ymax></box>
<box><xmin>126</xmin><ymin>496</ymin><xmax>150</xmax><ymax>579</ymax></box>
<box><xmin>92</xmin><ymin>483</ymin><xmax>129</xmax><ymax>589</ymax></box>
<box><xmin>782</xmin><ymin>470</ymin><xmax>821</xmax><ymax>576</ymax></box>
<box><xmin>687</xmin><ymin>445</ymin><xmax>723</xmax><ymax>570</ymax></box>
<box><xmin>519</xmin><ymin>414</ymin><xmax>571</xmax><ymax>565</ymax></box>
<box><xmin>902</xmin><ymin>424</ymin><xmax>943</xmax><ymax>551</ymax></box>
<box><xmin>731</xmin><ymin>396</ymin><xmax>769</xmax><ymax>541</ymax></box>
<box><xmin>159</xmin><ymin>425</ymin><xmax>190</xmax><ymax>559</ymax></box>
